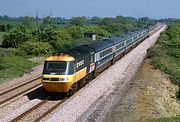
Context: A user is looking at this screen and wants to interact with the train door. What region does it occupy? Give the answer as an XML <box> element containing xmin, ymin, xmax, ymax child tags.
<box><xmin>89</xmin><ymin>53</ymin><xmax>95</xmax><ymax>73</ymax></box>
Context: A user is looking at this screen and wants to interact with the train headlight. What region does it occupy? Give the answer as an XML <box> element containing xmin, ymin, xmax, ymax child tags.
<box><xmin>43</xmin><ymin>77</ymin><xmax>68</xmax><ymax>82</ymax></box>
<box><xmin>59</xmin><ymin>78</ymin><xmax>68</xmax><ymax>82</ymax></box>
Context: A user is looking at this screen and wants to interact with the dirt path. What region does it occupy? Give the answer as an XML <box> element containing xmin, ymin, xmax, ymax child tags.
<box><xmin>104</xmin><ymin>59</ymin><xmax>180</xmax><ymax>122</ymax></box>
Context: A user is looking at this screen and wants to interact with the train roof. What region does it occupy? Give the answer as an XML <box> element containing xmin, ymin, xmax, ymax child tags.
<box><xmin>119</xmin><ymin>33</ymin><xmax>133</xmax><ymax>39</ymax></box>
<box><xmin>127</xmin><ymin>32</ymin><xmax>138</xmax><ymax>36</ymax></box>
<box><xmin>59</xmin><ymin>45</ymin><xmax>94</xmax><ymax>61</ymax></box>
<box><xmin>135</xmin><ymin>28</ymin><xmax>148</xmax><ymax>33</ymax></box>
<box><xmin>68</xmin><ymin>45</ymin><xmax>94</xmax><ymax>54</ymax></box>
<box><xmin>46</xmin><ymin>53</ymin><xmax>75</xmax><ymax>61</ymax></box>
<box><xmin>87</xmin><ymin>39</ymin><xmax>113</xmax><ymax>52</ymax></box>
<box><xmin>108</xmin><ymin>36</ymin><xmax>125</xmax><ymax>44</ymax></box>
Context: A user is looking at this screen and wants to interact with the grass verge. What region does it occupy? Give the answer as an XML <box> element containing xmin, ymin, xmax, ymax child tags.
<box><xmin>150</xmin><ymin>115</ymin><xmax>180</xmax><ymax>122</ymax></box>
<box><xmin>147</xmin><ymin>23</ymin><xmax>180</xmax><ymax>121</ymax></box>
<box><xmin>0</xmin><ymin>48</ymin><xmax>38</xmax><ymax>83</ymax></box>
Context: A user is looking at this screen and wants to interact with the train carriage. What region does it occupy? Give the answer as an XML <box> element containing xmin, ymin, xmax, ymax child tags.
<box><xmin>136</xmin><ymin>28</ymin><xmax>149</xmax><ymax>42</ymax></box>
<box><xmin>87</xmin><ymin>40</ymin><xmax>114</xmax><ymax>74</ymax></box>
<box><xmin>108</xmin><ymin>36</ymin><xmax>126</xmax><ymax>62</ymax></box>
<box><xmin>127</xmin><ymin>32</ymin><xmax>139</xmax><ymax>46</ymax></box>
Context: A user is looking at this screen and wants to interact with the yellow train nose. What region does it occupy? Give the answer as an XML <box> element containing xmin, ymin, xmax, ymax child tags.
<box><xmin>42</xmin><ymin>81</ymin><xmax>73</xmax><ymax>92</ymax></box>
<box><xmin>42</xmin><ymin>75</ymin><xmax>75</xmax><ymax>92</ymax></box>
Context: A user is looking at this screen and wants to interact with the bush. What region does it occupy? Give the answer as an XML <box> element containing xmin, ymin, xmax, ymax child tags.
<box><xmin>67</xmin><ymin>26</ymin><xmax>85</xmax><ymax>39</ymax></box>
<box><xmin>69</xmin><ymin>17</ymin><xmax>86</xmax><ymax>26</ymax></box>
<box><xmin>55</xmin><ymin>30</ymin><xmax>72</xmax><ymax>50</ymax></box>
<box><xmin>167</xmin><ymin>48</ymin><xmax>180</xmax><ymax>58</ymax></box>
<box><xmin>147</xmin><ymin>45</ymin><xmax>163</xmax><ymax>58</ymax></box>
<box><xmin>19</xmin><ymin>41</ymin><xmax>52</xmax><ymax>55</ymax></box>
<box><xmin>0</xmin><ymin>23</ymin><xmax>12</xmax><ymax>32</ymax></box>
<box><xmin>13</xmin><ymin>48</ymin><xmax>27</xmax><ymax>56</ymax></box>
<box><xmin>67</xmin><ymin>26</ymin><xmax>111</xmax><ymax>40</ymax></box>
<box><xmin>34</xmin><ymin>28</ymin><xmax>73</xmax><ymax>50</ymax></box>
<box><xmin>84</xmin><ymin>26</ymin><xmax>111</xmax><ymax>37</ymax></box>
<box><xmin>2</xmin><ymin>26</ymin><xmax>32</xmax><ymax>48</ymax></box>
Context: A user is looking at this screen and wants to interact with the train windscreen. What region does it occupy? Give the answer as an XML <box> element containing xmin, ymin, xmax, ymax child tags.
<box><xmin>43</xmin><ymin>61</ymin><xmax>74</xmax><ymax>75</ymax></box>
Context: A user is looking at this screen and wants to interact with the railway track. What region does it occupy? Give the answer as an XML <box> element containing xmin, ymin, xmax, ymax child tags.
<box><xmin>11</xmin><ymin>96</ymin><xmax>67</xmax><ymax>122</ymax></box>
<box><xmin>0</xmin><ymin>76</ymin><xmax>42</xmax><ymax>107</ymax></box>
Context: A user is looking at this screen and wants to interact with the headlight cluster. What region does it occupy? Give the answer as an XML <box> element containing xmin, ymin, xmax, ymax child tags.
<box><xmin>59</xmin><ymin>78</ymin><xmax>68</xmax><ymax>82</ymax></box>
<box><xmin>43</xmin><ymin>78</ymin><xmax>68</xmax><ymax>82</ymax></box>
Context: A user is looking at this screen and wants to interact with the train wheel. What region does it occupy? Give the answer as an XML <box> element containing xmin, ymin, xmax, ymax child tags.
<box><xmin>78</xmin><ymin>78</ymin><xmax>86</xmax><ymax>88</ymax></box>
<box><xmin>67</xmin><ymin>83</ymin><xmax>78</xmax><ymax>97</ymax></box>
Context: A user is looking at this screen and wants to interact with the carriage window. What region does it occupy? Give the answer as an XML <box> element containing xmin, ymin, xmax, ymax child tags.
<box><xmin>115</xmin><ymin>42</ymin><xmax>124</xmax><ymax>50</ymax></box>
<box><xmin>126</xmin><ymin>39</ymin><xmax>132</xmax><ymax>44</ymax></box>
<box><xmin>100</xmin><ymin>48</ymin><xmax>113</xmax><ymax>58</ymax></box>
<box><xmin>133</xmin><ymin>36</ymin><xmax>137</xmax><ymax>40</ymax></box>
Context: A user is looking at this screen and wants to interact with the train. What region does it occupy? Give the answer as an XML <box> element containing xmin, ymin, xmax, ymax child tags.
<box><xmin>41</xmin><ymin>25</ymin><xmax>157</xmax><ymax>94</ymax></box>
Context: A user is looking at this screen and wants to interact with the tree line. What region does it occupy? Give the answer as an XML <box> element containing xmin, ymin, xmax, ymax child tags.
<box><xmin>0</xmin><ymin>15</ymin><xmax>156</xmax><ymax>55</ymax></box>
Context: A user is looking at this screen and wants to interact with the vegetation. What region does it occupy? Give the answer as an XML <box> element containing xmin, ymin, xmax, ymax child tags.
<box><xmin>147</xmin><ymin>22</ymin><xmax>180</xmax><ymax>121</ymax></box>
<box><xmin>0</xmin><ymin>48</ymin><xmax>36</xmax><ymax>83</ymax></box>
<box><xmin>0</xmin><ymin>32</ymin><xmax>6</xmax><ymax>45</ymax></box>
<box><xmin>150</xmin><ymin>115</ymin><xmax>180</xmax><ymax>122</ymax></box>
<box><xmin>0</xmin><ymin>15</ymin><xmax>155</xmax><ymax>82</ymax></box>
<box><xmin>148</xmin><ymin>23</ymin><xmax>180</xmax><ymax>94</ymax></box>
<box><xmin>0</xmin><ymin>15</ymin><xmax>155</xmax><ymax>50</ymax></box>
<box><xmin>18</xmin><ymin>41</ymin><xmax>52</xmax><ymax>55</ymax></box>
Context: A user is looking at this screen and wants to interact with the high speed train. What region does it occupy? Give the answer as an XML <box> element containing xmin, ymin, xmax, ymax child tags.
<box><xmin>42</xmin><ymin>27</ymin><xmax>150</xmax><ymax>94</ymax></box>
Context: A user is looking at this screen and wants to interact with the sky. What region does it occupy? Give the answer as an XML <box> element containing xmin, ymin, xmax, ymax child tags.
<box><xmin>1</xmin><ymin>0</ymin><xmax>180</xmax><ymax>19</ymax></box>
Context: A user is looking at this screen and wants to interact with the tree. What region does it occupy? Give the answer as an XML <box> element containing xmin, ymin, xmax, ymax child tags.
<box><xmin>0</xmin><ymin>24</ymin><xmax>6</xmax><ymax>31</ymax></box>
<box><xmin>2</xmin><ymin>26</ymin><xmax>32</xmax><ymax>48</ymax></box>
<box><xmin>116</xmin><ymin>16</ymin><xmax>128</xmax><ymax>24</ymax></box>
<box><xmin>90</xmin><ymin>16</ymin><xmax>102</xmax><ymax>25</ymax></box>
<box><xmin>55</xmin><ymin>30</ymin><xmax>73</xmax><ymax>50</ymax></box>
<box><xmin>84</xmin><ymin>26</ymin><xmax>111</xmax><ymax>37</ymax></box>
<box><xmin>21</xmin><ymin>16</ymin><xmax>33</xmax><ymax>28</ymax></box>
<box><xmin>67</xmin><ymin>26</ymin><xmax>85</xmax><ymax>39</ymax></box>
<box><xmin>70</xmin><ymin>17</ymin><xmax>86</xmax><ymax>26</ymax></box>
<box><xmin>0</xmin><ymin>23</ymin><xmax>12</xmax><ymax>32</ymax></box>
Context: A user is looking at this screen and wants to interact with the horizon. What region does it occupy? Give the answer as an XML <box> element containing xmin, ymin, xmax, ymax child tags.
<box><xmin>0</xmin><ymin>14</ymin><xmax>179</xmax><ymax>20</ymax></box>
<box><xmin>1</xmin><ymin>0</ymin><xmax>180</xmax><ymax>19</ymax></box>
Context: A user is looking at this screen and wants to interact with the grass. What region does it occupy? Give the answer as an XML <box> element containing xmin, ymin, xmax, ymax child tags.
<box><xmin>0</xmin><ymin>32</ymin><xmax>46</xmax><ymax>83</ymax></box>
<box><xmin>147</xmin><ymin>24</ymin><xmax>180</xmax><ymax>121</ymax></box>
<box><xmin>0</xmin><ymin>48</ymin><xmax>38</xmax><ymax>83</ymax></box>
<box><xmin>150</xmin><ymin>115</ymin><xmax>180</xmax><ymax>122</ymax></box>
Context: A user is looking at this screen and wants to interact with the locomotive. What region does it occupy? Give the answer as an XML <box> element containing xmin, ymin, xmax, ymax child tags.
<box><xmin>42</xmin><ymin>27</ymin><xmax>150</xmax><ymax>93</ymax></box>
